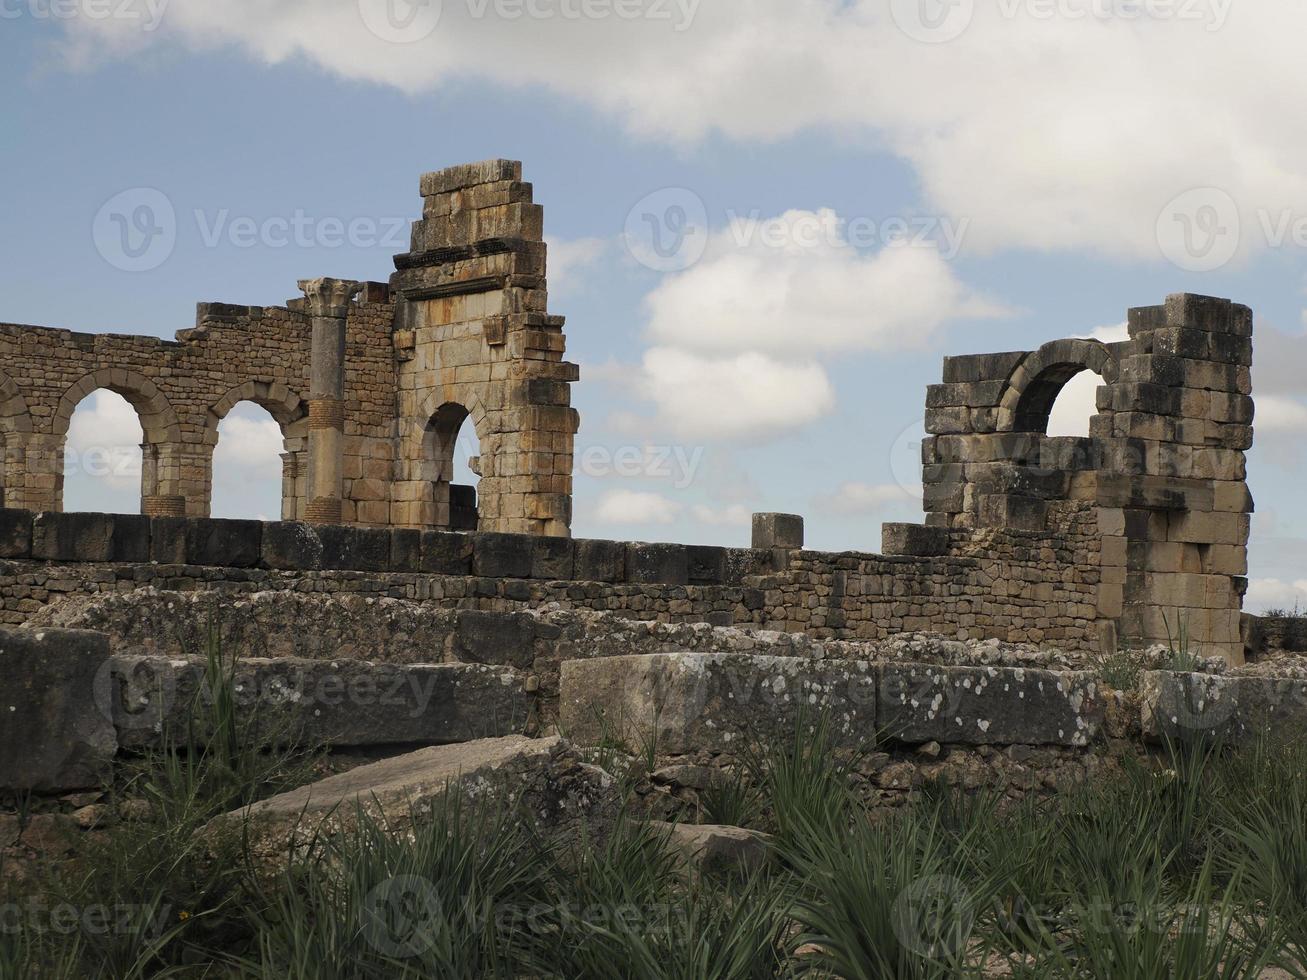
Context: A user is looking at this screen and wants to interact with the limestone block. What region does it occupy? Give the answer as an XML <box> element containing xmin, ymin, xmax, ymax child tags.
<box><xmin>318</xmin><ymin>525</ymin><xmax>392</xmax><ymax>572</ymax></box>
<box><xmin>0</xmin><ymin>627</ymin><xmax>116</xmax><ymax>793</ymax></box>
<box><xmin>33</xmin><ymin>512</ymin><xmax>149</xmax><ymax>564</ymax></box>
<box><xmin>473</xmin><ymin>532</ymin><xmax>534</xmax><ymax>578</ymax></box>
<box><xmin>0</xmin><ymin>508</ymin><xmax>33</xmax><ymax>558</ymax></box>
<box><xmin>881</xmin><ymin>523</ymin><xmax>950</xmax><ymax>558</ymax></box>
<box><xmin>559</xmin><ymin>653</ymin><xmax>877</xmax><ymax>755</ymax></box>
<box><xmin>108</xmin><ymin>654</ymin><xmax>527</xmax><ymax>751</ymax></box>
<box><xmin>751</xmin><ymin>513</ymin><xmax>804</xmax><ymax>550</ymax></box>
<box><xmin>390</xmin><ymin>528</ymin><xmax>422</xmax><ymax>572</ymax></box>
<box><xmin>1140</xmin><ymin>672</ymin><xmax>1307</xmax><ymax>742</ymax></box>
<box><xmin>185</xmin><ymin>518</ymin><xmax>263</xmax><ymax>568</ymax></box>
<box><xmin>207</xmin><ymin>736</ymin><xmax>617</xmax><ymax>866</ymax></box>
<box><xmin>452</xmin><ymin>609</ymin><xmax>537</xmax><ymax>669</ymax></box>
<box><xmin>531</xmin><ymin>535</ymin><xmax>574</xmax><ymax>580</ymax></box>
<box><xmin>941</xmin><ymin>351</ymin><xmax>1026</xmax><ymax>384</ymax></box>
<box><xmin>626</xmin><ymin>543</ymin><xmax>689</xmax><ymax>586</ymax></box>
<box><xmin>149</xmin><ymin>517</ymin><xmax>187</xmax><ymax>564</ymax></box>
<box><xmin>262</xmin><ymin>521</ymin><xmax>324</xmax><ymax>571</ymax></box>
<box><xmin>722</xmin><ymin>548</ymin><xmax>770</xmax><ymax>585</ymax></box>
<box><xmin>879</xmin><ymin>665</ymin><xmax>1104</xmax><ymax>747</ymax></box>
<box><xmin>420</xmin><ymin>530</ymin><xmax>474</xmax><ymax>575</ymax></box>
<box><xmin>574</xmin><ymin>539</ymin><xmax>626</xmax><ymax>583</ymax></box>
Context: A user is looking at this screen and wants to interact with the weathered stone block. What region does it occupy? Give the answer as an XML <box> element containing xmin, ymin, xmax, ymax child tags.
<box><xmin>0</xmin><ymin>508</ymin><xmax>33</xmax><ymax>558</ymax></box>
<box><xmin>420</xmin><ymin>530</ymin><xmax>473</xmax><ymax>575</ymax></box>
<box><xmin>722</xmin><ymin>548</ymin><xmax>770</xmax><ymax>585</ymax></box>
<box><xmin>261</xmin><ymin>522</ymin><xmax>323</xmax><ymax>571</ymax></box>
<box><xmin>33</xmin><ymin>512</ymin><xmax>114</xmax><ymax>562</ymax></box>
<box><xmin>473</xmin><ymin>532</ymin><xmax>534</xmax><ymax>578</ymax></box>
<box><xmin>531</xmin><ymin>535</ymin><xmax>574</xmax><ymax>580</ymax></box>
<box><xmin>390</xmin><ymin>528</ymin><xmax>423</xmax><ymax>572</ymax></box>
<box><xmin>942</xmin><ymin>351</ymin><xmax>1025</xmax><ymax>384</ymax></box>
<box><xmin>149</xmin><ymin>516</ymin><xmax>187</xmax><ymax>564</ymax></box>
<box><xmin>208</xmin><ymin>735</ymin><xmax>617</xmax><ymax>867</ymax></box>
<box><xmin>318</xmin><ymin>525</ymin><xmax>392</xmax><ymax>572</ymax></box>
<box><xmin>186</xmin><ymin>518</ymin><xmax>263</xmax><ymax>568</ymax></box>
<box><xmin>0</xmin><ymin>627</ymin><xmax>116</xmax><ymax>793</ymax></box>
<box><xmin>687</xmin><ymin>545</ymin><xmax>727</xmax><ymax>584</ymax></box>
<box><xmin>881</xmin><ymin>523</ymin><xmax>950</xmax><ymax>557</ymax></box>
<box><xmin>453</xmin><ymin>609</ymin><xmax>536</xmax><ymax>669</ymax></box>
<box><xmin>1140</xmin><ymin>672</ymin><xmax>1307</xmax><ymax>742</ymax></box>
<box><xmin>878</xmin><ymin>665</ymin><xmax>1104</xmax><ymax>747</ymax></box>
<box><xmin>751</xmin><ymin>513</ymin><xmax>804</xmax><ymax>550</ymax></box>
<box><xmin>108</xmin><ymin>655</ymin><xmax>528</xmax><ymax>750</ymax></box>
<box><xmin>559</xmin><ymin>652</ymin><xmax>877</xmax><ymax>755</ymax></box>
<box><xmin>574</xmin><ymin>539</ymin><xmax>626</xmax><ymax>583</ymax></box>
<box><xmin>626</xmin><ymin>543</ymin><xmax>689</xmax><ymax>585</ymax></box>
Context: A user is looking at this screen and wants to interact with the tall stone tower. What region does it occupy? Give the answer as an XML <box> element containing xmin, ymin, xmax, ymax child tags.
<box><xmin>388</xmin><ymin>160</ymin><xmax>579</xmax><ymax>537</ymax></box>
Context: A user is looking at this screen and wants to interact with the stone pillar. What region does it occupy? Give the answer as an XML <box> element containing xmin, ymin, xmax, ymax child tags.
<box><xmin>298</xmin><ymin>278</ymin><xmax>361</xmax><ymax>524</ymax></box>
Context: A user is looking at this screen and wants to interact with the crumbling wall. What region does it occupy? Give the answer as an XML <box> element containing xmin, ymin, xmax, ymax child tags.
<box><xmin>889</xmin><ymin>293</ymin><xmax>1253</xmax><ymax>663</ymax></box>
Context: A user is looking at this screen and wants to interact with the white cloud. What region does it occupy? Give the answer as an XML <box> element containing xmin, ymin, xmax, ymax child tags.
<box><xmin>546</xmin><ymin>236</ymin><xmax>610</xmax><ymax>294</ymax></box>
<box><xmin>821</xmin><ymin>481</ymin><xmax>918</xmax><ymax>515</ymax></box>
<box><xmin>646</xmin><ymin>213</ymin><xmax>1006</xmax><ymax>357</ymax></box>
<box><xmin>1246</xmin><ymin>578</ymin><xmax>1307</xmax><ymax>615</ymax></box>
<box><xmin>53</xmin><ymin>0</ymin><xmax>1307</xmax><ymax>260</ymax></box>
<box><xmin>1254</xmin><ymin>394</ymin><xmax>1307</xmax><ymax>435</ymax></box>
<box><xmin>593</xmin><ymin>488</ymin><xmax>681</xmax><ymax>525</ymax></box>
<box><xmin>632</xmin><ymin>347</ymin><xmax>835</xmax><ymax>442</ymax></box>
<box><xmin>691</xmin><ymin>503</ymin><xmax>750</xmax><ymax>526</ymax></box>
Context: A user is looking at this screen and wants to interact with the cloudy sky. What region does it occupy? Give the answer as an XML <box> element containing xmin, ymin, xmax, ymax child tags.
<box><xmin>3</xmin><ymin>0</ymin><xmax>1306</xmax><ymax>610</ymax></box>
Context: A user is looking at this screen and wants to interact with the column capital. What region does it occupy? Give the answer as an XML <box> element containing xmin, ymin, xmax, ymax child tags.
<box><xmin>297</xmin><ymin>278</ymin><xmax>363</xmax><ymax>319</ymax></box>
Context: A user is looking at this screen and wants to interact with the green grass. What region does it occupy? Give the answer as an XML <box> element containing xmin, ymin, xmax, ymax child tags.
<box><xmin>6</xmin><ymin>695</ymin><xmax>1307</xmax><ymax>977</ymax></box>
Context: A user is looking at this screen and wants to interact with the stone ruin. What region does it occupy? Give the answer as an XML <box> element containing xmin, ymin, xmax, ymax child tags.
<box><xmin>0</xmin><ymin>160</ymin><xmax>1281</xmax><ymax>850</ymax></box>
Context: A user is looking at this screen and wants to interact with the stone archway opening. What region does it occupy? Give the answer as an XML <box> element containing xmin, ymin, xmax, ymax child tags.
<box><xmin>62</xmin><ymin>389</ymin><xmax>145</xmax><ymax>514</ymax></box>
<box><xmin>422</xmin><ymin>402</ymin><xmax>481</xmax><ymax>531</ymax></box>
<box><xmin>211</xmin><ymin>402</ymin><xmax>291</xmax><ymax>521</ymax></box>
<box><xmin>1046</xmin><ymin>369</ymin><xmax>1108</xmax><ymax>438</ymax></box>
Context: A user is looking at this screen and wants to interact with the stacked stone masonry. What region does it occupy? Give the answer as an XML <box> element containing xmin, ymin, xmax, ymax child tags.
<box><xmin>0</xmin><ymin>154</ymin><xmax>1257</xmax><ymax>664</ymax></box>
<box><xmin>0</xmin><ymin>159</ymin><xmax>576</xmax><ymax>536</ymax></box>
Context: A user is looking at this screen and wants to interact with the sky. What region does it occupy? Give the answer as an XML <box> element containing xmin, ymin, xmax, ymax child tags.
<box><xmin>2</xmin><ymin>0</ymin><xmax>1305</xmax><ymax>611</ymax></box>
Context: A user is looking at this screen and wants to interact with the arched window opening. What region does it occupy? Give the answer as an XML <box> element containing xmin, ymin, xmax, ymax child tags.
<box><xmin>63</xmin><ymin>390</ymin><xmax>144</xmax><ymax>513</ymax></box>
<box><xmin>211</xmin><ymin>402</ymin><xmax>288</xmax><ymax>520</ymax></box>
<box><xmin>423</xmin><ymin>403</ymin><xmax>481</xmax><ymax>531</ymax></box>
<box><xmin>1046</xmin><ymin>369</ymin><xmax>1107</xmax><ymax>438</ymax></box>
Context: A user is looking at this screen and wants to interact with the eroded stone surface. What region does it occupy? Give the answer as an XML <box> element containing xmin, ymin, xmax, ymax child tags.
<box><xmin>107</xmin><ymin>655</ymin><xmax>527</xmax><ymax>750</ymax></box>
<box><xmin>560</xmin><ymin>652</ymin><xmax>877</xmax><ymax>755</ymax></box>
<box><xmin>0</xmin><ymin>627</ymin><xmax>116</xmax><ymax>793</ymax></box>
<box><xmin>1140</xmin><ymin>670</ymin><xmax>1307</xmax><ymax>741</ymax></box>
<box><xmin>207</xmin><ymin>735</ymin><xmax>616</xmax><ymax>862</ymax></box>
<box><xmin>879</xmin><ymin>664</ymin><xmax>1104</xmax><ymax>747</ymax></box>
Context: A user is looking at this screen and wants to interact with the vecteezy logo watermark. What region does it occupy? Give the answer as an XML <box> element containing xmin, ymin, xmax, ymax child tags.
<box><xmin>891</xmin><ymin>0</ymin><xmax>974</xmax><ymax>43</ymax></box>
<box><xmin>362</xmin><ymin>876</ymin><xmax>444</xmax><ymax>957</ymax></box>
<box><xmin>357</xmin><ymin>0</ymin><xmax>443</xmax><ymax>43</ymax></box>
<box><xmin>725</xmin><ymin>209</ymin><xmax>969</xmax><ymax>260</ymax></box>
<box><xmin>93</xmin><ymin>189</ymin><xmax>411</xmax><ymax>273</ymax></box>
<box><xmin>0</xmin><ymin>0</ymin><xmax>169</xmax><ymax>31</ymax></box>
<box><xmin>92</xmin><ymin>188</ymin><xmax>177</xmax><ymax>273</ymax></box>
<box><xmin>1156</xmin><ymin>187</ymin><xmax>1240</xmax><ymax>272</ymax></box>
<box><xmin>892</xmin><ymin>874</ymin><xmax>974</xmax><ymax>960</ymax></box>
<box><xmin>623</xmin><ymin>187</ymin><xmax>709</xmax><ymax>273</ymax></box>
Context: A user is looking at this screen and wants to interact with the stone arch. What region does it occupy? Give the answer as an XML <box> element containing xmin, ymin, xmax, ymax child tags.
<box><xmin>396</xmin><ymin>389</ymin><xmax>492</xmax><ymax>529</ymax></box>
<box><xmin>997</xmin><ymin>339</ymin><xmax>1119</xmax><ymax>433</ymax></box>
<box><xmin>53</xmin><ymin>368</ymin><xmax>181</xmax><ymax>443</ymax></box>
<box><xmin>203</xmin><ymin>381</ymin><xmax>311</xmax><ymax>520</ymax></box>
<box><xmin>53</xmin><ymin>368</ymin><xmax>184</xmax><ymax>514</ymax></box>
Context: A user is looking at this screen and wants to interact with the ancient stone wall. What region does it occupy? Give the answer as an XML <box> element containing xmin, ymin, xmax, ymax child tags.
<box><xmin>888</xmin><ymin>293</ymin><xmax>1253</xmax><ymax>663</ymax></box>
<box><xmin>0</xmin><ymin>160</ymin><xmax>577</xmax><ymax>536</ymax></box>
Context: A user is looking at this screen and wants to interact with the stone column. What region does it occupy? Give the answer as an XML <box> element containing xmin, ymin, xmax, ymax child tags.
<box><xmin>298</xmin><ymin>277</ymin><xmax>362</xmax><ymax>524</ymax></box>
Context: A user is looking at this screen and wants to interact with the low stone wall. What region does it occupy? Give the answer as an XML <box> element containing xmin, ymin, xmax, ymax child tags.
<box><xmin>0</xmin><ymin>504</ymin><xmax>1116</xmax><ymax>653</ymax></box>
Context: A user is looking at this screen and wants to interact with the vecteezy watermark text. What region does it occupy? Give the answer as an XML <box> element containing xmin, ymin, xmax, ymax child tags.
<box><xmin>0</xmin><ymin>0</ymin><xmax>168</xmax><ymax>30</ymax></box>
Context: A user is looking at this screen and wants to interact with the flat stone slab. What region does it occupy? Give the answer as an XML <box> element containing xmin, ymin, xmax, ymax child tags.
<box><xmin>0</xmin><ymin>627</ymin><xmax>117</xmax><ymax>793</ymax></box>
<box><xmin>879</xmin><ymin>664</ymin><xmax>1104</xmax><ymax>747</ymax></box>
<box><xmin>107</xmin><ymin>655</ymin><xmax>528</xmax><ymax>750</ymax></box>
<box><xmin>652</xmin><ymin>822</ymin><xmax>772</xmax><ymax>876</ymax></box>
<box><xmin>1141</xmin><ymin>671</ymin><xmax>1307</xmax><ymax>741</ymax></box>
<box><xmin>559</xmin><ymin>653</ymin><xmax>877</xmax><ymax>755</ymax></box>
<box><xmin>208</xmin><ymin>735</ymin><xmax>616</xmax><ymax>863</ymax></box>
